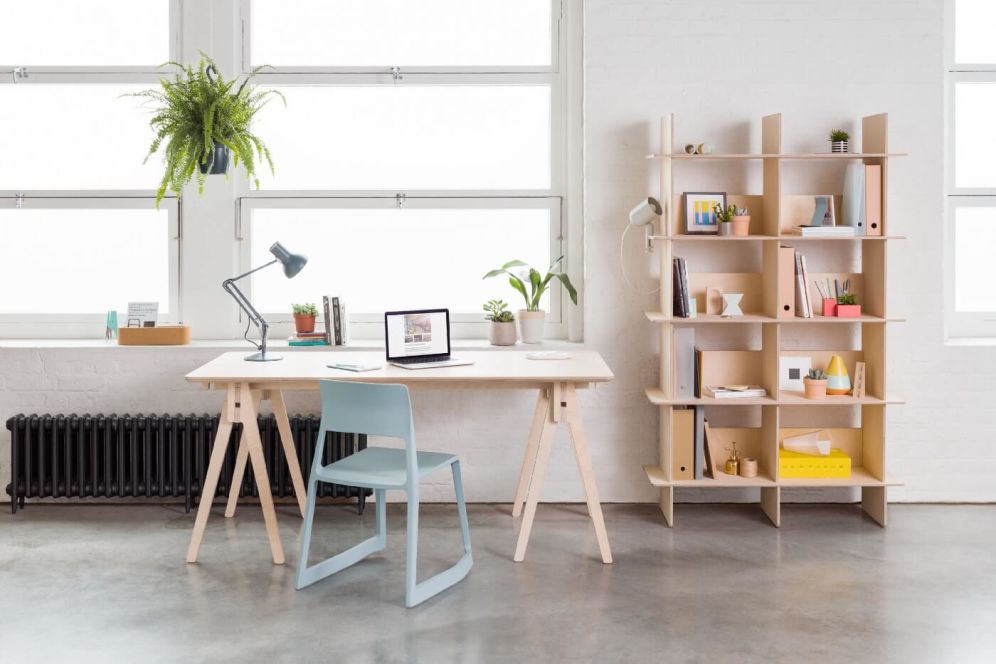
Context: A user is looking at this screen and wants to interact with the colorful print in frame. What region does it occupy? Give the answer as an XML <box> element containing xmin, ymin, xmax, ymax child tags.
<box><xmin>683</xmin><ymin>192</ymin><xmax>726</xmax><ymax>235</ymax></box>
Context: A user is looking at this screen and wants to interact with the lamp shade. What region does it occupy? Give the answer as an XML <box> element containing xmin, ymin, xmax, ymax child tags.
<box><xmin>269</xmin><ymin>242</ymin><xmax>307</xmax><ymax>278</ymax></box>
<box><xmin>629</xmin><ymin>197</ymin><xmax>663</xmax><ymax>226</ymax></box>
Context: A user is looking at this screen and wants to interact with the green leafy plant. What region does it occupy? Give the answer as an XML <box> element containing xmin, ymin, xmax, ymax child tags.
<box><xmin>292</xmin><ymin>303</ymin><xmax>318</xmax><ymax>317</ymax></box>
<box><xmin>836</xmin><ymin>293</ymin><xmax>857</xmax><ymax>305</ymax></box>
<box><xmin>713</xmin><ymin>202</ymin><xmax>737</xmax><ymax>223</ymax></box>
<box><xmin>128</xmin><ymin>52</ymin><xmax>285</xmax><ymax>206</ymax></box>
<box><xmin>482</xmin><ymin>257</ymin><xmax>578</xmax><ymax>312</ymax></box>
<box><xmin>806</xmin><ymin>368</ymin><xmax>828</xmax><ymax>381</ymax></box>
<box><xmin>483</xmin><ymin>299</ymin><xmax>515</xmax><ymax>323</ymax></box>
<box><xmin>829</xmin><ymin>129</ymin><xmax>850</xmax><ymax>142</ymax></box>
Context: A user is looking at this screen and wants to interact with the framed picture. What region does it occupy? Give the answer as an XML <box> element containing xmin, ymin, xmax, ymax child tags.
<box><xmin>683</xmin><ymin>192</ymin><xmax>726</xmax><ymax>234</ymax></box>
<box><xmin>780</xmin><ymin>355</ymin><xmax>812</xmax><ymax>392</ymax></box>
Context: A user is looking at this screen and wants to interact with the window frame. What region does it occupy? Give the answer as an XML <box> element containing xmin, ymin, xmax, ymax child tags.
<box><xmin>0</xmin><ymin>196</ymin><xmax>181</xmax><ymax>337</ymax></box>
<box><xmin>944</xmin><ymin>0</ymin><xmax>996</xmax><ymax>339</ymax></box>
<box><xmin>234</xmin><ymin>0</ymin><xmax>581</xmax><ymax>340</ymax></box>
<box><xmin>0</xmin><ymin>2</ymin><xmax>182</xmax><ymax>329</ymax></box>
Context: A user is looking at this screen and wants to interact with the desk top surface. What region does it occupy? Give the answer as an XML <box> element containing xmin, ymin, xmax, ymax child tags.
<box><xmin>186</xmin><ymin>350</ymin><xmax>614</xmax><ymax>386</ymax></box>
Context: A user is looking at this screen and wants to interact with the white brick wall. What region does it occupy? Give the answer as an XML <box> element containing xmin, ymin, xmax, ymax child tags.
<box><xmin>2</xmin><ymin>0</ymin><xmax>991</xmax><ymax>504</ymax></box>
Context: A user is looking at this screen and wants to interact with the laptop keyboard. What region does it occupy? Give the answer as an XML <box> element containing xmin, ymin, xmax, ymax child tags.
<box><xmin>394</xmin><ymin>355</ymin><xmax>448</xmax><ymax>364</ymax></box>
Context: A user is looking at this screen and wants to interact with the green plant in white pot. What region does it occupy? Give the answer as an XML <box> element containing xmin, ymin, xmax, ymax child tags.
<box><xmin>483</xmin><ymin>257</ymin><xmax>578</xmax><ymax>344</ymax></box>
<box><xmin>483</xmin><ymin>299</ymin><xmax>517</xmax><ymax>346</ymax></box>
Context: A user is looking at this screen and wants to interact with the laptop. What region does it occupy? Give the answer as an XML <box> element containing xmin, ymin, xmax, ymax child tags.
<box><xmin>384</xmin><ymin>308</ymin><xmax>474</xmax><ymax>369</ymax></box>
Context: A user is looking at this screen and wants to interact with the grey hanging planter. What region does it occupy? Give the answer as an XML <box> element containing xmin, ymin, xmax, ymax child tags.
<box><xmin>199</xmin><ymin>140</ymin><xmax>230</xmax><ymax>175</ymax></box>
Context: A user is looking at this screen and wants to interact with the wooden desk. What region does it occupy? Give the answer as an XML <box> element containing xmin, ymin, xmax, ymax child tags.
<box><xmin>184</xmin><ymin>350</ymin><xmax>614</xmax><ymax>565</ymax></box>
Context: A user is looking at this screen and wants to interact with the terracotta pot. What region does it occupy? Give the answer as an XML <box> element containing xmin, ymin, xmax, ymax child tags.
<box><xmin>518</xmin><ymin>310</ymin><xmax>546</xmax><ymax>344</ymax></box>
<box><xmin>803</xmin><ymin>377</ymin><xmax>828</xmax><ymax>400</ymax></box>
<box><xmin>718</xmin><ymin>222</ymin><xmax>734</xmax><ymax>236</ymax></box>
<box><xmin>731</xmin><ymin>215</ymin><xmax>750</xmax><ymax>236</ymax></box>
<box><xmin>293</xmin><ymin>314</ymin><xmax>316</xmax><ymax>334</ymax></box>
<box><xmin>488</xmin><ymin>320</ymin><xmax>517</xmax><ymax>346</ymax></box>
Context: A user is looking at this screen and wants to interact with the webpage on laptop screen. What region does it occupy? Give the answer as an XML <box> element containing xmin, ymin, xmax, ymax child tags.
<box><xmin>387</xmin><ymin>311</ymin><xmax>448</xmax><ymax>357</ymax></box>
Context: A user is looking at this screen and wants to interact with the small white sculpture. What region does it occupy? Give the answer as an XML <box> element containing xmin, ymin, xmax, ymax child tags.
<box><xmin>721</xmin><ymin>293</ymin><xmax>744</xmax><ymax>317</ymax></box>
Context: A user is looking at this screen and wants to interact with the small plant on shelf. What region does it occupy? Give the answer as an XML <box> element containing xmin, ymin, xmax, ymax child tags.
<box><xmin>803</xmin><ymin>368</ymin><xmax>829</xmax><ymax>400</ymax></box>
<box><xmin>836</xmin><ymin>293</ymin><xmax>857</xmax><ymax>305</ymax></box>
<box><xmin>714</xmin><ymin>203</ymin><xmax>750</xmax><ymax>236</ymax></box>
<box><xmin>483</xmin><ymin>299</ymin><xmax>517</xmax><ymax>346</ymax></box>
<box><xmin>292</xmin><ymin>303</ymin><xmax>318</xmax><ymax>334</ymax></box>
<box><xmin>829</xmin><ymin>129</ymin><xmax>850</xmax><ymax>153</ymax></box>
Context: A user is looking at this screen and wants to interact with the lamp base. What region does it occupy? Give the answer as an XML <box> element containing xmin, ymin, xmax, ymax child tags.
<box><xmin>244</xmin><ymin>352</ymin><xmax>282</xmax><ymax>362</ymax></box>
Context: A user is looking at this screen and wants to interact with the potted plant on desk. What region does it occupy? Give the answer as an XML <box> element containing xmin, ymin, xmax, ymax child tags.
<box><xmin>483</xmin><ymin>299</ymin><xmax>517</xmax><ymax>346</ymax></box>
<box><xmin>483</xmin><ymin>257</ymin><xmax>578</xmax><ymax>344</ymax></box>
<box><xmin>292</xmin><ymin>303</ymin><xmax>318</xmax><ymax>334</ymax></box>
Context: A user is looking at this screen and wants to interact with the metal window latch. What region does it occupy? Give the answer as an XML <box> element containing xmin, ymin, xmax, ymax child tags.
<box><xmin>12</xmin><ymin>66</ymin><xmax>27</xmax><ymax>83</ymax></box>
<box><xmin>15</xmin><ymin>193</ymin><xmax>25</xmax><ymax>209</ymax></box>
<box><xmin>391</xmin><ymin>66</ymin><xmax>403</xmax><ymax>83</ymax></box>
<box><xmin>396</xmin><ymin>193</ymin><xmax>406</xmax><ymax>208</ymax></box>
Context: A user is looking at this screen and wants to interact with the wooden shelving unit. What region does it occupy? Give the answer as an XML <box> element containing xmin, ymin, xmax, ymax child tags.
<box><xmin>643</xmin><ymin>113</ymin><xmax>904</xmax><ymax>528</ymax></box>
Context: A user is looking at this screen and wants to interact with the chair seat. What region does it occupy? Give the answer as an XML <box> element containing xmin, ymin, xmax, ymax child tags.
<box><xmin>313</xmin><ymin>447</ymin><xmax>456</xmax><ymax>489</ymax></box>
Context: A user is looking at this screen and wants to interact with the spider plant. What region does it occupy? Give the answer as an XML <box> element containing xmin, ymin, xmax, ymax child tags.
<box><xmin>128</xmin><ymin>52</ymin><xmax>284</xmax><ymax>206</ymax></box>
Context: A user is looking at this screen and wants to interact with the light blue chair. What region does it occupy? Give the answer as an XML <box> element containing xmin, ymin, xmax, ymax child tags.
<box><xmin>295</xmin><ymin>380</ymin><xmax>473</xmax><ymax>607</ymax></box>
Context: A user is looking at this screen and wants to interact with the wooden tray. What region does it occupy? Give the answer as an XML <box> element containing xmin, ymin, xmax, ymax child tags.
<box><xmin>118</xmin><ymin>325</ymin><xmax>191</xmax><ymax>346</ymax></box>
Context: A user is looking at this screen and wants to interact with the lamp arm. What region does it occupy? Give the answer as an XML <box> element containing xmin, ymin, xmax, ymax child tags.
<box><xmin>223</xmin><ymin>274</ymin><xmax>270</xmax><ymax>356</ymax></box>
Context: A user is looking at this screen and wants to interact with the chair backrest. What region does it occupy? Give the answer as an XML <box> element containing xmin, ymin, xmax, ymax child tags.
<box><xmin>318</xmin><ymin>380</ymin><xmax>417</xmax><ymax>477</ymax></box>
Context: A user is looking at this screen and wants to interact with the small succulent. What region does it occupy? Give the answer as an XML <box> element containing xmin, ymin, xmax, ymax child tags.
<box><xmin>733</xmin><ymin>206</ymin><xmax>749</xmax><ymax>216</ymax></box>
<box><xmin>837</xmin><ymin>293</ymin><xmax>857</xmax><ymax>306</ymax></box>
<box><xmin>292</xmin><ymin>302</ymin><xmax>318</xmax><ymax>317</ymax></box>
<box><xmin>807</xmin><ymin>368</ymin><xmax>828</xmax><ymax>381</ymax></box>
<box><xmin>829</xmin><ymin>129</ymin><xmax>850</xmax><ymax>142</ymax></box>
<box><xmin>483</xmin><ymin>298</ymin><xmax>515</xmax><ymax>323</ymax></box>
<box><xmin>713</xmin><ymin>202</ymin><xmax>737</xmax><ymax>223</ymax></box>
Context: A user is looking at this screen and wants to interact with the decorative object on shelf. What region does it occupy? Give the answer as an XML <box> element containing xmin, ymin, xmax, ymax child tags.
<box><xmin>809</xmin><ymin>195</ymin><xmax>836</xmax><ymax>227</ymax></box>
<box><xmin>223</xmin><ymin>241</ymin><xmax>307</xmax><ymax>362</ymax></box>
<box><xmin>822</xmin><ymin>298</ymin><xmax>838</xmax><ymax>317</ymax></box>
<box><xmin>780</xmin><ymin>449</ymin><xmax>851</xmax><ymax>479</ymax></box>
<box><xmin>803</xmin><ymin>368</ymin><xmax>828</xmax><ymax>400</ymax></box>
<box><xmin>825</xmin><ymin>355</ymin><xmax>851</xmax><ymax>395</ymax></box>
<box><xmin>129</xmin><ymin>52</ymin><xmax>285</xmax><ymax>207</ymax></box>
<box><xmin>683</xmin><ymin>192</ymin><xmax>726</xmax><ymax>234</ymax></box>
<box><xmin>720</xmin><ymin>293</ymin><xmax>744</xmax><ymax>317</ymax></box>
<box><xmin>105</xmin><ymin>311</ymin><xmax>118</xmax><ymax>340</ymax></box>
<box><xmin>783</xmin><ymin>430</ymin><xmax>832</xmax><ymax>456</ymax></box>
<box><xmin>714</xmin><ymin>201</ymin><xmax>736</xmax><ymax>236</ymax></box>
<box><xmin>841</xmin><ymin>162</ymin><xmax>866</xmax><ymax>235</ymax></box>
<box><xmin>126</xmin><ymin>301</ymin><xmax>159</xmax><ymax>328</ymax></box>
<box><xmin>780</xmin><ymin>356</ymin><xmax>812</xmax><ymax>392</ymax></box>
<box><xmin>723</xmin><ymin>442</ymin><xmax>741</xmax><ymax>476</ymax></box>
<box><xmin>688</xmin><ymin>298</ymin><xmax>698</xmax><ymax>318</ymax></box>
<box><xmin>483</xmin><ymin>299</ymin><xmax>517</xmax><ymax>346</ymax></box>
<box><xmin>482</xmin><ymin>256</ymin><xmax>578</xmax><ymax>344</ymax></box>
<box><xmin>696</xmin><ymin>142</ymin><xmax>715</xmax><ymax>155</ymax></box>
<box><xmin>739</xmin><ymin>457</ymin><xmax>758</xmax><ymax>478</ymax></box>
<box><xmin>705</xmin><ymin>286</ymin><xmax>724</xmax><ymax>315</ymax></box>
<box><xmin>836</xmin><ymin>292</ymin><xmax>861</xmax><ymax>317</ymax></box>
<box><xmin>852</xmin><ymin>361</ymin><xmax>867</xmax><ymax>398</ymax></box>
<box><xmin>731</xmin><ymin>206</ymin><xmax>751</xmax><ymax>236</ymax></box>
<box><xmin>118</xmin><ymin>325</ymin><xmax>191</xmax><ymax>346</ymax></box>
<box><xmin>829</xmin><ymin>128</ymin><xmax>850</xmax><ymax>153</ymax></box>
<box><xmin>683</xmin><ymin>144</ymin><xmax>697</xmax><ymax>154</ymax></box>
<box><xmin>292</xmin><ymin>302</ymin><xmax>318</xmax><ymax>334</ymax></box>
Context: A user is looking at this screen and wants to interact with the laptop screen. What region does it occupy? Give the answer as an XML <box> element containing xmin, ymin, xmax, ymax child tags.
<box><xmin>384</xmin><ymin>309</ymin><xmax>451</xmax><ymax>360</ymax></box>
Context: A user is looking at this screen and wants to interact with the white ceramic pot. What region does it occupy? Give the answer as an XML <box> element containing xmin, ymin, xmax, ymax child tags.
<box><xmin>518</xmin><ymin>310</ymin><xmax>546</xmax><ymax>344</ymax></box>
<box><xmin>488</xmin><ymin>320</ymin><xmax>518</xmax><ymax>346</ymax></box>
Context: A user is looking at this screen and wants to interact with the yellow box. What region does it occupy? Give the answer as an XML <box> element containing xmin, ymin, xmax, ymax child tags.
<box><xmin>118</xmin><ymin>325</ymin><xmax>191</xmax><ymax>346</ymax></box>
<box><xmin>779</xmin><ymin>449</ymin><xmax>851</xmax><ymax>479</ymax></box>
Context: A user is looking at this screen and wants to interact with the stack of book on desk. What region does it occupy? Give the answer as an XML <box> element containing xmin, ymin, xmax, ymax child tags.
<box><xmin>288</xmin><ymin>332</ymin><xmax>328</xmax><ymax>346</ymax></box>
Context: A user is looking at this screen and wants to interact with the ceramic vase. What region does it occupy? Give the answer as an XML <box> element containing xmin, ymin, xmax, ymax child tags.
<box><xmin>731</xmin><ymin>215</ymin><xmax>750</xmax><ymax>236</ymax></box>
<box><xmin>826</xmin><ymin>355</ymin><xmax>851</xmax><ymax>395</ymax></box>
<box><xmin>518</xmin><ymin>310</ymin><xmax>545</xmax><ymax>344</ymax></box>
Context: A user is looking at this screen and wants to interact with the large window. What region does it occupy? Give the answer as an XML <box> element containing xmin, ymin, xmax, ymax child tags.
<box><xmin>947</xmin><ymin>0</ymin><xmax>996</xmax><ymax>338</ymax></box>
<box><xmin>0</xmin><ymin>1</ymin><xmax>179</xmax><ymax>334</ymax></box>
<box><xmin>241</xmin><ymin>0</ymin><xmax>577</xmax><ymax>338</ymax></box>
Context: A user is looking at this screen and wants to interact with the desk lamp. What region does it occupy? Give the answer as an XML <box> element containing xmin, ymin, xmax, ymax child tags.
<box><xmin>223</xmin><ymin>242</ymin><xmax>307</xmax><ymax>362</ymax></box>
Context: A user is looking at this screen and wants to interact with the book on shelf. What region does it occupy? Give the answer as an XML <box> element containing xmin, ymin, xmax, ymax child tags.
<box><xmin>288</xmin><ymin>335</ymin><xmax>329</xmax><ymax>347</ymax></box>
<box><xmin>793</xmin><ymin>251</ymin><xmax>811</xmax><ymax>318</ymax></box>
<box><xmin>671</xmin><ymin>257</ymin><xmax>691</xmax><ymax>318</ymax></box>
<box><xmin>321</xmin><ymin>295</ymin><xmax>349</xmax><ymax>346</ymax></box>
<box><xmin>693</xmin><ymin>406</ymin><xmax>705</xmax><ymax>480</ymax></box>
<box><xmin>322</xmin><ymin>295</ymin><xmax>333</xmax><ymax>345</ymax></box>
<box><xmin>673</xmin><ymin>327</ymin><xmax>696</xmax><ymax>398</ymax></box>
<box><xmin>332</xmin><ymin>296</ymin><xmax>342</xmax><ymax>345</ymax></box>
<box><xmin>703</xmin><ymin>385</ymin><xmax>768</xmax><ymax>399</ymax></box>
<box><xmin>794</xmin><ymin>225</ymin><xmax>855</xmax><ymax>238</ymax></box>
<box><xmin>800</xmin><ymin>254</ymin><xmax>814</xmax><ymax>318</ymax></box>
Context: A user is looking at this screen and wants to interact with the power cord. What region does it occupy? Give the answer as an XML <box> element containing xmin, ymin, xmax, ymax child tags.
<box><xmin>243</xmin><ymin>318</ymin><xmax>262</xmax><ymax>351</ymax></box>
<box><xmin>619</xmin><ymin>224</ymin><xmax>660</xmax><ymax>295</ymax></box>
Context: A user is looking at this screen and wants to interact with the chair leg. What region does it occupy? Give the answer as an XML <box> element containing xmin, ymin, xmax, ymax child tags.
<box><xmin>404</xmin><ymin>463</ymin><xmax>474</xmax><ymax>608</ymax></box>
<box><xmin>296</xmin><ymin>480</ymin><xmax>388</xmax><ymax>591</ymax></box>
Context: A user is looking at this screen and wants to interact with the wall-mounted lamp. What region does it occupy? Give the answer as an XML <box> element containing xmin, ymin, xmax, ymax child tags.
<box><xmin>620</xmin><ymin>197</ymin><xmax>663</xmax><ymax>295</ymax></box>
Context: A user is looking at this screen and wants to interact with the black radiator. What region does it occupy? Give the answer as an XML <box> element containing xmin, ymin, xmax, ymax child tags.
<box><xmin>5</xmin><ymin>413</ymin><xmax>370</xmax><ymax>514</ymax></box>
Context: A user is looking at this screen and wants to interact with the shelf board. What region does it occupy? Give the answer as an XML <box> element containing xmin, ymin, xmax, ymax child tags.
<box><xmin>653</xmin><ymin>235</ymin><xmax>775</xmax><ymax>241</ymax></box>
<box><xmin>646</xmin><ymin>152</ymin><xmax>907</xmax><ymax>161</ymax></box>
<box><xmin>644</xmin><ymin>465</ymin><xmax>776</xmax><ymax>488</ymax></box>
<box><xmin>650</xmin><ymin>234</ymin><xmax>904</xmax><ymax>242</ymax></box>
<box><xmin>645</xmin><ymin>388</ymin><xmax>904</xmax><ymax>406</ymax></box>
<box><xmin>646</xmin><ymin>312</ymin><xmax>902</xmax><ymax>324</ymax></box>
<box><xmin>779</xmin><ymin>468</ymin><xmax>902</xmax><ymax>488</ymax></box>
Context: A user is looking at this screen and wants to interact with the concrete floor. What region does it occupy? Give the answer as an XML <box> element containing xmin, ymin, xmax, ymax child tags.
<box><xmin>1</xmin><ymin>503</ymin><xmax>995</xmax><ymax>663</ymax></box>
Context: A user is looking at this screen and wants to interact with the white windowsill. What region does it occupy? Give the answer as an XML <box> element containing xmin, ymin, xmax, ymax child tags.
<box><xmin>944</xmin><ymin>337</ymin><xmax>996</xmax><ymax>347</ymax></box>
<box><xmin>0</xmin><ymin>338</ymin><xmax>584</xmax><ymax>351</ymax></box>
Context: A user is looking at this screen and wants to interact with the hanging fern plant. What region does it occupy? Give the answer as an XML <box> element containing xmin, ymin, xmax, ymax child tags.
<box><xmin>128</xmin><ymin>52</ymin><xmax>284</xmax><ymax>206</ymax></box>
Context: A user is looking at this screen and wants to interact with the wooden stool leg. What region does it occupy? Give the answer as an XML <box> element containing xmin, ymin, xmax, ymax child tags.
<box><xmin>564</xmin><ymin>384</ymin><xmax>613</xmax><ymax>564</ymax></box>
<box><xmin>512</xmin><ymin>389</ymin><xmax>549</xmax><ymax>517</ymax></box>
<box><xmin>271</xmin><ymin>390</ymin><xmax>308</xmax><ymax>517</ymax></box>
<box><xmin>241</xmin><ymin>393</ymin><xmax>285</xmax><ymax>565</ymax></box>
<box><xmin>186</xmin><ymin>387</ymin><xmax>235</xmax><ymax>563</ymax></box>
<box><xmin>224</xmin><ymin>391</ymin><xmax>261</xmax><ymax>518</ymax></box>
<box><xmin>513</xmin><ymin>397</ymin><xmax>557</xmax><ymax>563</ymax></box>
